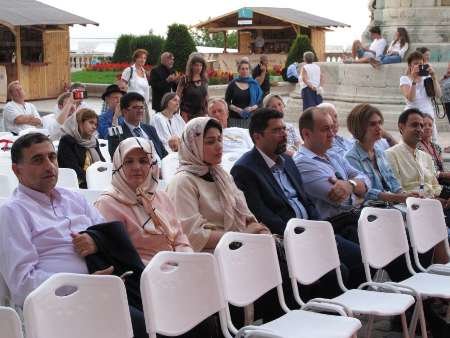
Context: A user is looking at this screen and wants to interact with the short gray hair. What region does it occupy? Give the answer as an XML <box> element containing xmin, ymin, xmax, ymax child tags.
<box><xmin>208</xmin><ymin>98</ymin><xmax>228</xmax><ymax>112</ymax></box>
<box><xmin>303</xmin><ymin>51</ymin><xmax>315</xmax><ymax>64</ymax></box>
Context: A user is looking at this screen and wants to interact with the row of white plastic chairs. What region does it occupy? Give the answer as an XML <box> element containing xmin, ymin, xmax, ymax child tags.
<box><xmin>1</xmin><ymin>199</ymin><xmax>450</xmax><ymax>338</ymax></box>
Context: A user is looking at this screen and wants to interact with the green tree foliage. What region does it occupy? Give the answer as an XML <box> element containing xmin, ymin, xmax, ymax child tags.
<box><xmin>112</xmin><ymin>34</ymin><xmax>165</xmax><ymax>65</ymax></box>
<box><xmin>285</xmin><ymin>34</ymin><xmax>317</xmax><ymax>68</ymax></box>
<box><xmin>190</xmin><ymin>28</ymin><xmax>237</xmax><ymax>49</ymax></box>
<box><xmin>164</xmin><ymin>24</ymin><xmax>197</xmax><ymax>72</ymax></box>
<box><xmin>112</xmin><ymin>34</ymin><xmax>134</xmax><ymax>63</ymax></box>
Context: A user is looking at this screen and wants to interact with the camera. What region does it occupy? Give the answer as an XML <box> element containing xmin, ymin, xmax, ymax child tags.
<box><xmin>418</xmin><ymin>64</ymin><xmax>429</xmax><ymax>77</ymax></box>
<box><xmin>72</xmin><ymin>89</ymin><xmax>88</xmax><ymax>100</ymax></box>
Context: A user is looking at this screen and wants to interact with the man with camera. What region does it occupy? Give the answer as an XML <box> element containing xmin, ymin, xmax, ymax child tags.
<box><xmin>252</xmin><ymin>55</ymin><xmax>271</xmax><ymax>98</ymax></box>
<box><xmin>3</xmin><ymin>81</ymin><xmax>42</xmax><ymax>135</ymax></box>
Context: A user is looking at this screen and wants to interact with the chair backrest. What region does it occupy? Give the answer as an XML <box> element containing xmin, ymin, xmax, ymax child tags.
<box><xmin>214</xmin><ymin>232</ymin><xmax>282</xmax><ymax>307</ymax></box>
<box><xmin>0</xmin><ymin>174</ymin><xmax>13</xmax><ymax>198</ymax></box>
<box><xmin>0</xmin><ymin>306</ymin><xmax>24</xmax><ymax>338</ymax></box>
<box><xmin>56</xmin><ymin>168</ymin><xmax>79</xmax><ymax>189</ymax></box>
<box><xmin>358</xmin><ymin>207</ymin><xmax>411</xmax><ymax>271</ymax></box>
<box><xmin>77</xmin><ymin>189</ymin><xmax>104</xmax><ymax>205</ymax></box>
<box><xmin>406</xmin><ymin>197</ymin><xmax>449</xmax><ymax>254</ymax></box>
<box><xmin>98</xmin><ymin>139</ymin><xmax>111</xmax><ymax>163</ymax></box>
<box><xmin>221</xmin><ymin>152</ymin><xmax>241</xmax><ymax>173</ymax></box>
<box><xmin>0</xmin><ymin>161</ymin><xmax>18</xmax><ymax>190</ymax></box>
<box><xmin>23</xmin><ymin>273</ymin><xmax>133</xmax><ymax>338</ymax></box>
<box><xmin>161</xmin><ymin>152</ymin><xmax>179</xmax><ymax>181</ymax></box>
<box><xmin>85</xmin><ymin>162</ymin><xmax>112</xmax><ymax>190</ymax></box>
<box><xmin>141</xmin><ymin>251</ymin><xmax>230</xmax><ymax>337</ymax></box>
<box><xmin>284</xmin><ymin>219</ymin><xmax>341</xmax><ymax>285</ymax></box>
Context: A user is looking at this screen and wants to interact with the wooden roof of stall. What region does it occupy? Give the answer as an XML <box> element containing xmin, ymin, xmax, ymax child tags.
<box><xmin>0</xmin><ymin>0</ymin><xmax>98</xmax><ymax>26</ymax></box>
<box><xmin>194</xmin><ymin>7</ymin><xmax>350</xmax><ymax>32</ymax></box>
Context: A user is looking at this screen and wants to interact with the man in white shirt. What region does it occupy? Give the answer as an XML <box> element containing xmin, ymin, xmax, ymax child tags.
<box><xmin>3</xmin><ymin>81</ymin><xmax>42</xmax><ymax>135</ymax></box>
<box><xmin>207</xmin><ymin>98</ymin><xmax>253</xmax><ymax>157</ymax></box>
<box><xmin>347</xmin><ymin>26</ymin><xmax>387</xmax><ymax>64</ymax></box>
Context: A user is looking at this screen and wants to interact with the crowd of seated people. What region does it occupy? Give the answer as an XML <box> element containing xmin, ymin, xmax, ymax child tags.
<box><xmin>2</xmin><ymin>48</ymin><xmax>450</xmax><ymax>338</ymax></box>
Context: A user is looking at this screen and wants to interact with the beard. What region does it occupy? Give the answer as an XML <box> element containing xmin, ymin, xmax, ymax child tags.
<box><xmin>274</xmin><ymin>142</ymin><xmax>287</xmax><ymax>155</ymax></box>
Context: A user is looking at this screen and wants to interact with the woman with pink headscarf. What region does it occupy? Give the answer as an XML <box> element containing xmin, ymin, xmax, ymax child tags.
<box><xmin>95</xmin><ymin>137</ymin><xmax>192</xmax><ymax>264</ymax></box>
<box><xmin>167</xmin><ymin>117</ymin><xmax>270</xmax><ymax>252</ymax></box>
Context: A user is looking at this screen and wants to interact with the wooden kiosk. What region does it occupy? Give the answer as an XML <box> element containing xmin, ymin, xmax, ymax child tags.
<box><xmin>194</xmin><ymin>7</ymin><xmax>349</xmax><ymax>62</ymax></box>
<box><xmin>0</xmin><ymin>0</ymin><xmax>97</xmax><ymax>102</ymax></box>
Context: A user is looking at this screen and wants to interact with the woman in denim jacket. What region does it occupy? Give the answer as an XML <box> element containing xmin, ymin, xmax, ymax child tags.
<box><xmin>345</xmin><ymin>103</ymin><xmax>417</xmax><ymax>203</ymax></box>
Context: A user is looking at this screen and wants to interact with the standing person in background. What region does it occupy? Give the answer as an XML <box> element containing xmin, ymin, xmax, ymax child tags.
<box><xmin>150</xmin><ymin>92</ymin><xmax>185</xmax><ymax>153</ymax></box>
<box><xmin>441</xmin><ymin>62</ymin><xmax>450</xmax><ymax>124</ymax></box>
<box><xmin>3</xmin><ymin>81</ymin><xmax>42</xmax><ymax>135</ymax></box>
<box><xmin>149</xmin><ymin>52</ymin><xmax>179</xmax><ymax>112</ymax></box>
<box><xmin>97</xmin><ymin>84</ymin><xmax>126</xmax><ymax>140</ymax></box>
<box><xmin>225</xmin><ymin>59</ymin><xmax>263</xmax><ymax>128</ymax></box>
<box><xmin>300</xmin><ymin>51</ymin><xmax>323</xmax><ymax>110</ymax></box>
<box><xmin>400</xmin><ymin>51</ymin><xmax>441</xmax><ymax>141</ymax></box>
<box><xmin>176</xmin><ymin>54</ymin><xmax>208</xmax><ymax>122</ymax></box>
<box><xmin>119</xmin><ymin>49</ymin><xmax>151</xmax><ymax>121</ymax></box>
<box><xmin>252</xmin><ymin>55</ymin><xmax>270</xmax><ymax>98</ymax></box>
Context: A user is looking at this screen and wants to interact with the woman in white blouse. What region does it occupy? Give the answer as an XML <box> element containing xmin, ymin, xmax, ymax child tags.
<box><xmin>119</xmin><ymin>49</ymin><xmax>151</xmax><ymax>118</ymax></box>
<box><xmin>150</xmin><ymin>92</ymin><xmax>185</xmax><ymax>152</ymax></box>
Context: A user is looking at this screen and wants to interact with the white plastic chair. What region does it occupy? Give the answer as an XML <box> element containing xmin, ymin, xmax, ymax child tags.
<box><xmin>214</xmin><ymin>232</ymin><xmax>362</xmax><ymax>338</ymax></box>
<box><xmin>85</xmin><ymin>162</ymin><xmax>112</xmax><ymax>190</ymax></box>
<box><xmin>0</xmin><ymin>173</ymin><xmax>13</xmax><ymax>197</ymax></box>
<box><xmin>284</xmin><ymin>219</ymin><xmax>415</xmax><ymax>338</ymax></box>
<box><xmin>56</xmin><ymin>168</ymin><xmax>79</xmax><ymax>189</ymax></box>
<box><xmin>140</xmin><ymin>251</ymin><xmax>233</xmax><ymax>338</ymax></box>
<box><xmin>221</xmin><ymin>152</ymin><xmax>241</xmax><ymax>173</ymax></box>
<box><xmin>358</xmin><ymin>207</ymin><xmax>450</xmax><ymax>338</ymax></box>
<box><xmin>0</xmin><ymin>197</ymin><xmax>8</xmax><ymax>206</ymax></box>
<box><xmin>405</xmin><ymin>197</ymin><xmax>450</xmax><ymax>273</ymax></box>
<box><xmin>0</xmin><ymin>161</ymin><xmax>18</xmax><ymax>191</ymax></box>
<box><xmin>161</xmin><ymin>152</ymin><xmax>179</xmax><ymax>182</ymax></box>
<box><xmin>77</xmin><ymin>189</ymin><xmax>104</xmax><ymax>205</ymax></box>
<box><xmin>23</xmin><ymin>273</ymin><xmax>133</xmax><ymax>338</ymax></box>
<box><xmin>0</xmin><ymin>306</ymin><xmax>24</xmax><ymax>338</ymax></box>
<box><xmin>98</xmin><ymin>139</ymin><xmax>111</xmax><ymax>163</ymax></box>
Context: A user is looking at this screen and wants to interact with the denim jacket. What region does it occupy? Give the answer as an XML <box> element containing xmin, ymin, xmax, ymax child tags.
<box><xmin>345</xmin><ymin>142</ymin><xmax>402</xmax><ymax>200</ymax></box>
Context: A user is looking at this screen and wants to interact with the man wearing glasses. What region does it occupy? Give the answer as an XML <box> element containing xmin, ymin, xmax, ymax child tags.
<box><xmin>108</xmin><ymin>92</ymin><xmax>167</xmax><ymax>160</ymax></box>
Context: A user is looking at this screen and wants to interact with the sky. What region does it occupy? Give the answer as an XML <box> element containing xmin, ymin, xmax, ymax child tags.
<box><xmin>39</xmin><ymin>0</ymin><xmax>371</xmax><ymax>52</ymax></box>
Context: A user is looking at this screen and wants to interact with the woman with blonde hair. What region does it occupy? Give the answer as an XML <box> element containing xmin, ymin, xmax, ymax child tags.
<box><xmin>176</xmin><ymin>54</ymin><xmax>209</xmax><ymax>122</ymax></box>
<box><xmin>58</xmin><ymin>108</ymin><xmax>105</xmax><ymax>188</ymax></box>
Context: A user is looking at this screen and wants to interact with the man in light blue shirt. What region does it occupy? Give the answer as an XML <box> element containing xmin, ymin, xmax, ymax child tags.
<box><xmin>286</xmin><ymin>62</ymin><xmax>299</xmax><ymax>83</ymax></box>
<box><xmin>294</xmin><ymin>107</ymin><xmax>370</xmax><ymax>228</ymax></box>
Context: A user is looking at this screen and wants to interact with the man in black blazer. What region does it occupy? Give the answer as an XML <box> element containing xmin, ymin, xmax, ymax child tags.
<box><xmin>108</xmin><ymin>92</ymin><xmax>168</xmax><ymax>159</ymax></box>
<box><xmin>231</xmin><ymin>108</ymin><xmax>365</xmax><ymax>291</ymax></box>
<box><xmin>149</xmin><ymin>52</ymin><xmax>178</xmax><ymax>112</ymax></box>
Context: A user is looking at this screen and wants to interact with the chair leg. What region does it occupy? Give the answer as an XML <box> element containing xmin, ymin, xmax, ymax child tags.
<box><xmin>417</xmin><ymin>300</ymin><xmax>428</xmax><ymax>338</ymax></box>
<box><xmin>400</xmin><ymin>313</ymin><xmax>411</xmax><ymax>338</ymax></box>
<box><xmin>408</xmin><ymin>303</ymin><xmax>419</xmax><ymax>338</ymax></box>
<box><xmin>365</xmin><ymin>315</ymin><xmax>374</xmax><ymax>338</ymax></box>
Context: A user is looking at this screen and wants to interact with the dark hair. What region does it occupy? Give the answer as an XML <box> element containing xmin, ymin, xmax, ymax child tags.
<box><xmin>204</xmin><ymin>118</ymin><xmax>222</xmax><ymax>135</ymax></box>
<box><xmin>398</xmin><ymin>108</ymin><xmax>424</xmax><ymax>125</ymax></box>
<box><xmin>369</xmin><ymin>26</ymin><xmax>381</xmax><ymax>35</ymax></box>
<box><xmin>69</xmin><ymin>83</ymin><xmax>85</xmax><ymax>91</ymax></box>
<box><xmin>298</xmin><ymin>107</ymin><xmax>318</xmax><ymax>139</ymax></box>
<box><xmin>237</xmin><ymin>59</ymin><xmax>250</xmax><ymax>71</ymax></box>
<box><xmin>11</xmin><ymin>133</ymin><xmax>52</xmax><ymax>164</ymax></box>
<box><xmin>120</xmin><ymin>92</ymin><xmax>145</xmax><ymax>110</ymax></box>
<box><xmin>416</xmin><ymin>47</ymin><xmax>430</xmax><ymax>55</ymax></box>
<box><xmin>185</xmin><ymin>54</ymin><xmax>207</xmax><ymax>82</ymax></box>
<box><xmin>249</xmin><ymin>108</ymin><xmax>284</xmax><ymax>141</ymax></box>
<box><xmin>160</xmin><ymin>92</ymin><xmax>177</xmax><ymax>111</ymax></box>
<box><xmin>347</xmin><ymin>103</ymin><xmax>384</xmax><ymax>142</ymax></box>
<box><xmin>395</xmin><ymin>27</ymin><xmax>410</xmax><ymax>48</ymax></box>
<box><xmin>407</xmin><ymin>51</ymin><xmax>424</xmax><ymax>66</ymax></box>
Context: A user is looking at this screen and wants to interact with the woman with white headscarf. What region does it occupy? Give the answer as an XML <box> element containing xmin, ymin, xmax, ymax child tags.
<box><xmin>57</xmin><ymin>108</ymin><xmax>104</xmax><ymax>188</ymax></box>
<box><xmin>95</xmin><ymin>137</ymin><xmax>192</xmax><ymax>264</ymax></box>
<box><xmin>167</xmin><ymin>117</ymin><xmax>270</xmax><ymax>252</ymax></box>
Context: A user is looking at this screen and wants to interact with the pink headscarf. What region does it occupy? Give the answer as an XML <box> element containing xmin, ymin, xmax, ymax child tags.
<box><xmin>177</xmin><ymin>117</ymin><xmax>254</xmax><ymax>231</ymax></box>
<box><xmin>103</xmin><ymin>137</ymin><xmax>175</xmax><ymax>238</ymax></box>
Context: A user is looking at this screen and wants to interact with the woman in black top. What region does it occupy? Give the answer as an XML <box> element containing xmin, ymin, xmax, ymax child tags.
<box><xmin>58</xmin><ymin>108</ymin><xmax>105</xmax><ymax>188</ymax></box>
<box><xmin>176</xmin><ymin>54</ymin><xmax>208</xmax><ymax>122</ymax></box>
<box><xmin>225</xmin><ymin>59</ymin><xmax>263</xmax><ymax>128</ymax></box>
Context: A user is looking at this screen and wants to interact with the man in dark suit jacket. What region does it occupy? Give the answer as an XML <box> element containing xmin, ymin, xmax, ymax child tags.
<box><xmin>231</xmin><ymin>108</ymin><xmax>366</xmax><ymax>290</ymax></box>
<box><xmin>108</xmin><ymin>92</ymin><xmax>168</xmax><ymax>159</ymax></box>
<box><xmin>149</xmin><ymin>52</ymin><xmax>178</xmax><ymax>112</ymax></box>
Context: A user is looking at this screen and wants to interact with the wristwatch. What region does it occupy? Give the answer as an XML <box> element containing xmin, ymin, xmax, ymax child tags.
<box><xmin>348</xmin><ymin>179</ymin><xmax>357</xmax><ymax>192</ymax></box>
